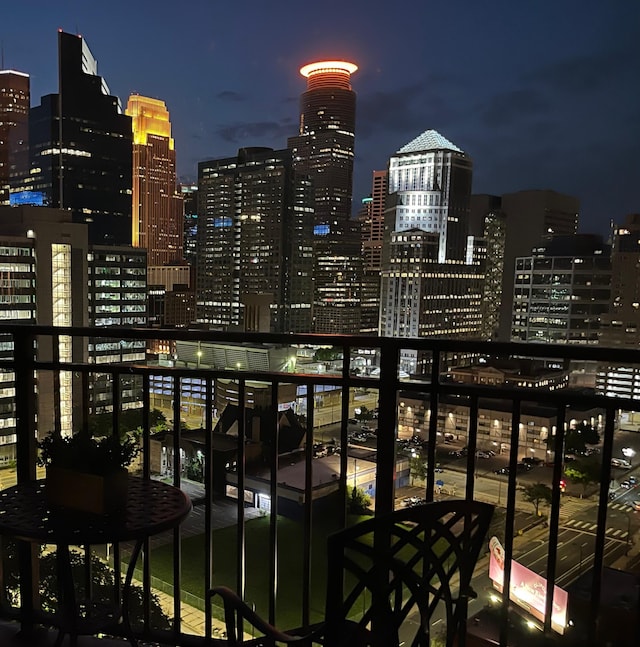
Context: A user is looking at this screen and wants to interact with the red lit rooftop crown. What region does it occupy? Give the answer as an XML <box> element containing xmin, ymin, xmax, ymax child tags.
<box><xmin>299</xmin><ymin>60</ymin><xmax>358</xmax><ymax>90</ymax></box>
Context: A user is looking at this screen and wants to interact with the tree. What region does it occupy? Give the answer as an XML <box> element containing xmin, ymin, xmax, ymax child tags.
<box><xmin>347</xmin><ymin>485</ymin><xmax>371</xmax><ymax>514</ymax></box>
<box><xmin>574</xmin><ymin>422</ymin><xmax>600</xmax><ymax>446</ymax></box>
<box><xmin>520</xmin><ymin>482</ymin><xmax>552</xmax><ymax>516</ymax></box>
<box><xmin>409</xmin><ymin>456</ymin><xmax>428</xmax><ymax>486</ymax></box>
<box><xmin>565</xmin><ymin>456</ymin><xmax>601</xmax><ymax>497</ymax></box>
<box><xmin>2</xmin><ymin>539</ymin><xmax>170</xmax><ymax>630</ymax></box>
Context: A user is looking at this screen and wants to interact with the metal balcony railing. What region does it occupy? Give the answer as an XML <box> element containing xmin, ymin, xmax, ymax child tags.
<box><xmin>0</xmin><ymin>324</ymin><xmax>639</xmax><ymax>646</ymax></box>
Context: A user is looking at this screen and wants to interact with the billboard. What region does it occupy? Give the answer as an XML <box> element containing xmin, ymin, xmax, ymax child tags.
<box><xmin>489</xmin><ymin>536</ymin><xmax>568</xmax><ymax>634</ymax></box>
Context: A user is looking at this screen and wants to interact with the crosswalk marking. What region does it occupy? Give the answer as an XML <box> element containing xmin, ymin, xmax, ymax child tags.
<box><xmin>562</xmin><ymin>518</ymin><xmax>627</xmax><ymax>539</ymax></box>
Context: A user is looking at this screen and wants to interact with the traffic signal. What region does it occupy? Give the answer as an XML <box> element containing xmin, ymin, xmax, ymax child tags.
<box><xmin>559</xmin><ymin>480</ymin><xmax>566</xmax><ymax>492</ymax></box>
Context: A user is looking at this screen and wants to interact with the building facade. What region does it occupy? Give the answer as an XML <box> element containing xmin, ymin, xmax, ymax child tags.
<box><xmin>197</xmin><ymin>147</ymin><xmax>313</xmax><ymax>333</ymax></box>
<box><xmin>26</xmin><ymin>31</ymin><xmax>132</xmax><ymax>245</ymax></box>
<box><xmin>471</xmin><ymin>190</ymin><xmax>580</xmax><ymax>341</ymax></box>
<box><xmin>288</xmin><ymin>61</ymin><xmax>361</xmax><ymax>333</ymax></box>
<box><xmin>126</xmin><ymin>94</ymin><xmax>183</xmax><ymax>266</ymax></box>
<box><xmin>0</xmin><ymin>70</ymin><xmax>29</xmax><ymax>205</ymax></box>
<box><xmin>511</xmin><ymin>234</ymin><xmax>611</xmax><ymax>345</ymax></box>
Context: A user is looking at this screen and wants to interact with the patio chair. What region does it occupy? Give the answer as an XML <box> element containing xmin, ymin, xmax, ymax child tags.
<box><xmin>208</xmin><ymin>499</ymin><xmax>494</xmax><ymax>646</ymax></box>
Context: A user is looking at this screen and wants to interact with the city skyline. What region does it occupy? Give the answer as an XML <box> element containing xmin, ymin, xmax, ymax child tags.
<box><xmin>1</xmin><ymin>1</ymin><xmax>638</xmax><ymax>236</ymax></box>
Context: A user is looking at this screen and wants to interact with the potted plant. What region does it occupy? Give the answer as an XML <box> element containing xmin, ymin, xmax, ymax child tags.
<box><xmin>38</xmin><ymin>432</ymin><xmax>140</xmax><ymax>515</ymax></box>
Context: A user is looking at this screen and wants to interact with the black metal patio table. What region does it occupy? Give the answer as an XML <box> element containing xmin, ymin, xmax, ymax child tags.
<box><xmin>0</xmin><ymin>476</ymin><xmax>192</xmax><ymax>646</ymax></box>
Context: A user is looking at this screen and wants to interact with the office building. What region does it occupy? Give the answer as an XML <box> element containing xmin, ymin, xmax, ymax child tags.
<box><xmin>359</xmin><ymin>170</ymin><xmax>388</xmax><ymax>333</ymax></box>
<box><xmin>181</xmin><ymin>183</ymin><xmax>198</xmax><ymax>266</ymax></box>
<box><xmin>288</xmin><ymin>60</ymin><xmax>361</xmax><ymax>333</ymax></box>
<box><xmin>0</xmin><ymin>70</ymin><xmax>29</xmax><ymax>205</ymax></box>
<box><xmin>26</xmin><ymin>31</ymin><xmax>132</xmax><ymax>245</ymax></box>
<box><xmin>197</xmin><ymin>147</ymin><xmax>313</xmax><ymax>333</ymax></box>
<box><xmin>471</xmin><ymin>190</ymin><xmax>580</xmax><ymax>341</ymax></box>
<box><xmin>597</xmin><ymin>214</ymin><xmax>640</xmax><ymax>399</ymax></box>
<box><xmin>380</xmin><ymin>131</ymin><xmax>481</xmax><ymax>373</ymax></box>
<box><xmin>388</xmin><ymin>130</ymin><xmax>473</xmax><ymax>263</ymax></box>
<box><xmin>511</xmin><ymin>234</ymin><xmax>611</xmax><ymax>345</ymax></box>
<box><xmin>126</xmin><ymin>94</ymin><xmax>183</xmax><ymax>266</ymax></box>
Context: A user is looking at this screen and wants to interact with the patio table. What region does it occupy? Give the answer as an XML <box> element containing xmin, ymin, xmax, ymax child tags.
<box><xmin>0</xmin><ymin>476</ymin><xmax>191</xmax><ymax>646</ymax></box>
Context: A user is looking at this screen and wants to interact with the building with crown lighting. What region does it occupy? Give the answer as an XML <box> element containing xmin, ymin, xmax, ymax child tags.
<box><xmin>126</xmin><ymin>94</ymin><xmax>183</xmax><ymax>266</ymax></box>
<box><xmin>288</xmin><ymin>61</ymin><xmax>361</xmax><ymax>334</ymax></box>
<box><xmin>0</xmin><ymin>69</ymin><xmax>29</xmax><ymax>205</ymax></box>
<box><xmin>25</xmin><ymin>31</ymin><xmax>132</xmax><ymax>245</ymax></box>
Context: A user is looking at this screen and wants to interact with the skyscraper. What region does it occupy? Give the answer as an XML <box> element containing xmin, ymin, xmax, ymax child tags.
<box><xmin>470</xmin><ymin>190</ymin><xmax>579</xmax><ymax>341</ymax></box>
<box><xmin>27</xmin><ymin>31</ymin><xmax>132</xmax><ymax>245</ymax></box>
<box><xmin>126</xmin><ymin>94</ymin><xmax>183</xmax><ymax>265</ymax></box>
<box><xmin>288</xmin><ymin>61</ymin><xmax>361</xmax><ymax>333</ymax></box>
<box><xmin>387</xmin><ymin>130</ymin><xmax>473</xmax><ymax>263</ymax></box>
<box><xmin>380</xmin><ymin>130</ymin><xmax>481</xmax><ymax>373</ymax></box>
<box><xmin>0</xmin><ymin>70</ymin><xmax>29</xmax><ymax>205</ymax></box>
<box><xmin>197</xmin><ymin>147</ymin><xmax>313</xmax><ymax>333</ymax></box>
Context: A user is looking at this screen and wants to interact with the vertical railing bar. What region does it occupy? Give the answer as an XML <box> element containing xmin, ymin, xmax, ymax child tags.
<box><xmin>112</xmin><ymin>368</ymin><xmax>122</xmax><ymax>611</ymax></box>
<box><xmin>204</xmin><ymin>374</ymin><xmax>214</xmax><ymax>642</ymax></box>
<box><xmin>425</xmin><ymin>348</ymin><xmax>440</xmax><ymax>502</ymax></box>
<box><xmin>544</xmin><ymin>403</ymin><xmax>566</xmax><ymax>635</ymax></box>
<box><xmin>236</xmin><ymin>377</ymin><xmax>246</xmax><ymax>627</ymax></box>
<box><xmin>340</xmin><ymin>344</ymin><xmax>351</xmax><ymax>528</ymax></box>
<box><xmin>499</xmin><ymin>397</ymin><xmax>521</xmax><ymax>647</ymax></box>
<box><xmin>302</xmin><ymin>381</ymin><xmax>314</xmax><ymax>629</ymax></box>
<box><xmin>588</xmin><ymin>404</ymin><xmax>616</xmax><ymax>644</ymax></box>
<box><xmin>81</xmin><ymin>369</ymin><xmax>90</xmax><ymax>436</ymax></box>
<box><xmin>13</xmin><ymin>328</ymin><xmax>39</xmax><ymax>633</ymax></box>
<box><xmin>301</xmin><ymin>384</ymin><xmax>314</xmax><ymax>629</ymax></box>
<box><xmin>171</xmin><ymin>376</ymin><xmax>182</xmax><ymax>635</ymax></box>
<box><xmin>465</xmin><ymin>396</ymin><xmax>479</xmax><ymax>502</ymax></box>
<box><xmin>268</xmin><ymin>377</ymin><xmax>280</xmax><ymax>626</ymax></box>
<box><xmin>375</xmin><ymin>340</ymin><xmax>400</xmax><ymax>516</ymax></box>
<box><xmin>141</xmin><ymin>372</ymin><xmax>151</xmax><ymax>634</ymax></box>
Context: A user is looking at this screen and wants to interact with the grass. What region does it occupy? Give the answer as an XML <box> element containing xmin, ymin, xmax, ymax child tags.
<box><xmin>148</xmin><ymin>512</ymin><xmax>369</xmax><ymax>630</ymax></box>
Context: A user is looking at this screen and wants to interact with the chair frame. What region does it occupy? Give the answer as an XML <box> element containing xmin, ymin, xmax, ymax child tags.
<box><xmin>209</xmin><ymin>499</ymin><xmax>494</xmax><ymax>646</ymax></box>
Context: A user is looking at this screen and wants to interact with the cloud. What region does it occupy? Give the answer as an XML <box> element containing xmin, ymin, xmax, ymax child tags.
<box><xmin>357</xmin><ymin>82</ymin><xmax>459</xmax><ymax>140</ymax></box>
<box><xmin>216</xmin><ymin>90</ymin><xmax>247</xmax><ymax>102</ymax></box>
<box><xmin>216</xmin><ymin>120</ymin><xmax>292</xmax><ymax>143</ymax></box>
<box><xmin>481</xmin><ymin>89</ymin><xmax>550</xmax><ymax>128</ymax></box>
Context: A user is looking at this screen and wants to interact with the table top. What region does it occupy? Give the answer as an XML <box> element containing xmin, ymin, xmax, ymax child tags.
<box><xmin>0</xmin><ymin>476</ymin><xmax>192</xmax><ymax>544</ymax></box>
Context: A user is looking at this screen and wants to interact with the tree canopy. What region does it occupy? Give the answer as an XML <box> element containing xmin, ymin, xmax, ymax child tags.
<box><xmin>520</xmin><ymin>482</ymin><xmax>553</xmax><ymax>516</ymax></box>
<box><xmin>565</xmin><ymin>456</ymin><xmax>601</xmax><ymax>496</ymax></box>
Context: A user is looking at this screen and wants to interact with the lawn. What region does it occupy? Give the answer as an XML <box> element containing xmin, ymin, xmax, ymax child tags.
<box><xmin>148</xmin><ymin>512</ymin><xmax>368</xmax><ymax>630</ymax></box>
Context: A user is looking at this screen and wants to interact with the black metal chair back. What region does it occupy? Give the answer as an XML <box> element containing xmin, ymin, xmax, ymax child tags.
<box><xmin>323</xmin><ymin>500</ymin><xmax>494</xmax><ymax>647</ymax></box>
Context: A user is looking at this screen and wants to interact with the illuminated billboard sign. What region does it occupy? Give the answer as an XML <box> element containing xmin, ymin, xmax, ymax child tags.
<box><xmin>9</xmin><ymin>190</ymin><xmax>46</xmax><ymax>206</ymax></box>
<box><xmin>489</xmin><ymin>536</ymin><xmax>568</xmax><ymax>634</ymax></box>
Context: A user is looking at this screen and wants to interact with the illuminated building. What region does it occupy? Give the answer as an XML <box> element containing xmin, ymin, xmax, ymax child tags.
<box><xmin>181</xmin><ymin>183</ymin><xmax>198</xmax><ymax>266</ymax></box>
<box><xmin>288</xmin><ymin>60</ymin><xmax>361</xmax><ymax>333</ymax></box>
<box><xmin>597</xmin><ymin>214</ymin><xmax>640</xmax><ymax>399</ymax></box>
<box><xmin>196</xmin><ymin>147</ymin><xmax>313</xmax><ymax>333</ymax></box>
<box><xmin>471</xmin><ymin>190</ymin><xmax>580</xmax><ymax>341</ymax></box>
<box><xmin>359</xmin><ymin>170</ymin><xmax>388</xmax><ymax>333</ymax></box>
<box><xmin>126</xmin><ymin>95</ymin><xmax>183</xmax><ymax>266</ymax></box>
<box><xmin>27</xmin><ymin>31</ymin><xmax>132</xmax><ymax>245</ymax></box>
<box><xmin>511</xmin><ymin>234</ymin><xmax>611</xmax><ymax>345</ymax></box>
<box><xmin>0</xmin><ymin>70</ymin><xmax>29</xmax><ymax>205</ymax></box>
<box><xmin>387</xmin><ymin>130</ymin><xmax>473</xmax><ymax>263</ymax></box>
<box><xmin>380</xmin><ymin>131</ymin><xmax>481</xmax><ymax>373</ymax></box>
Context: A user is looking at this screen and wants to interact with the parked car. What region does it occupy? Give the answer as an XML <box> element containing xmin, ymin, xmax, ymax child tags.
<box><xmin>494</xmin><ymin>467</ymin><xmax>509</xmax><ymax>475</ymax></box>
<box><xmin>516</xmin><ymin>462</ymin><xmax>532</xmax><ymax>471</ymax></box>
<box><xmin>448</xmin><ymin>450</ymin><xmax>463</xmax><ymax>458</ymax></box>
<box><xmin>347</xmin><ymin>418</ymin><xmax>358</xmax><ymax>425</ymax></box>
<box><xmin>476</xmin><ymin>451</ymin><xmax>491</xmax><ymax>459</ymax></box>
<box><xmin>621</xmin><ymin>480</ymin><xmax>631</xmax><ymax>489</ymax></box>
<box><xmin>629</xmin><ymin>476</ymin><xmax>638</xmax><ymax>485</ymax></box>
<box><xmin>521</xmin><ymin>456</ymin><xmax>543</xmax><ymax>466</ymax></box>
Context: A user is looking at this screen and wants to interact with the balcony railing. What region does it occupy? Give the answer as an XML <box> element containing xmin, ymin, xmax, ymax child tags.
<box><xmin>1</xmin><ymin>323</ymin><xmax>639</xmax><ymax>646</ymax></box>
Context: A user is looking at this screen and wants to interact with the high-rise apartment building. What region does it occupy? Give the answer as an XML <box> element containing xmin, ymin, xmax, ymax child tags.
<box><xmin>126</xmin><ymin>95</ymin><xmax>183</xmax><ymax>266</ymax></box>
<box><xmin>470</xmin><ymin>190</ymin><xmax>579</xmax><ymax>341</ymax></box>
<box><xmin>181</xmin><ymin>183</ymin><xmax>198</xmax><ymax>266</ymax></box>
<box><xmin>288</xmin><ymin>61</ymin><xmax>361</xmax><ymax>333</ymax></box>
<box><xmin>0</xmin><ymin>70</ymin><xmax>29</xmax><ymax>205</ymax></box>
<box><xmin>197</xmin><ymin>147</ymin><xmax>313</xmax><ymax>333</ymax></box>
<box><xmin>511</xmin><ymin>234</ymin><xmax>610</xmax><ymax>345</ymax></box>
<box><xmin>26</xmin><ymin>31</ymin><xmax>132</xmax><ymax>245</ymax></box>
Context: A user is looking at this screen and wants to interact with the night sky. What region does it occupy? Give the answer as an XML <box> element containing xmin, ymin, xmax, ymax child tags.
<box><xmin>2</xmin><ymin>0</ymin><xmax>638</xmax><ymax>235</ymax></box>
